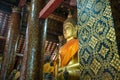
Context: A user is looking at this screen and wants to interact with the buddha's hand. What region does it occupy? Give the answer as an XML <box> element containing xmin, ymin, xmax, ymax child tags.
<box><xmin>58</xmin><ymin>68</ymin><xmax>63</xmax><ymax>73</ymax></box>
<box><xmin>63</xmin><ymin>68</ymin><xmax>69</xmax><ymax>79</ymax></box>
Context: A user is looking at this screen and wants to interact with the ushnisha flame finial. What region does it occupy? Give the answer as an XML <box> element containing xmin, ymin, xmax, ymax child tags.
<box><xmin>64</xmin><ymin>9</ymin><xmax>76</xmax><ymax>26</ymax></box>
<box><xmin>12</xmin><ymin>6</ymin><xmax>20</xmax><ymax>13</ymax></box>
<box><xmin>67</xmin><ymin>9</ymin><xmax>72</xmax><ymax>18</ymax></box>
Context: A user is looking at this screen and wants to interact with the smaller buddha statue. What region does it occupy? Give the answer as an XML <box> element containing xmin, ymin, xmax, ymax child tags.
<box><xmin>43</xmin><ymin>54</ymin><xmax>54</xmax><ymax>80</ymax></box>
<box><xmin>58</xmin><ymin>11</ymin><xmax>80</xmax><ymax>80</ymax></box>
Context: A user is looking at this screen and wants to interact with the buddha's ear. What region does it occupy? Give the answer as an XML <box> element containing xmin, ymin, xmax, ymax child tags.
<box><xmin>73</xmin><ymin>25</ymin><xmax>78</xmax><ymax>38</ymax></box>
<box><xmin>75</xmin><ymin>25</ymin><xmax>78</xmax><ymax>31</ymax></box>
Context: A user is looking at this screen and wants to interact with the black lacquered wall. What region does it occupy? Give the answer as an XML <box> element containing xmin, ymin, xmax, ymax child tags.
<box><xmin>77</xmin><ymin>0</ymin><xmax>120</xmax><ymax>79</ymax></box>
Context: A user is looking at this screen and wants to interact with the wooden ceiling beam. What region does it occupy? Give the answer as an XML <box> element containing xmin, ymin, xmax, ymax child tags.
<box><xmin>39</xmin><ymin>0</ymin><xmax>64</xmax><ymax>19</ymax></box>
<box><xmin>0</xmin><ymin>1</ymin><xmax>14</xmax><ymax>7</ymax></box>
<box><xmin>0</xmin><ymin>36</ymin><xmax>6</xmax><ymax>40</ymax></box>
<box><xmin>49</xmin><ymin>14</ymin><xmax>65</xmax><ymax>22</ymax></box>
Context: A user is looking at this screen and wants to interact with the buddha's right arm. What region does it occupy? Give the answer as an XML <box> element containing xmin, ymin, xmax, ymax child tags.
<box><xmin>58</xmin><ymin>62</ymin><xmax>80</xmax><ymax>72</ymax></box>
<box><xmin>58</xmin><ymin>63</ymin><xmax>80</xmax><ymax>80</ymax></box>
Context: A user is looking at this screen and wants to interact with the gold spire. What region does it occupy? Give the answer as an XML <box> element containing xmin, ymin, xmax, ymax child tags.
<box><xmin>12</xmin><ymin>6</ymin><xmax>20</xmax><ymax>13</ymax></box>
<box><xmin>68</xmin><ymin>9</ymin><xmax>72</xmax><ymax>18</ymax></box>
<box><xmin>63</xmin><ymin>9</ymin><xmax>76</xmax><ymax>26</ymax></box>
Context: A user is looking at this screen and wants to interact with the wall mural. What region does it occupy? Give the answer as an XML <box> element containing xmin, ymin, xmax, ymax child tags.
<box><xmin>77</xmin><ymin>0</ymin><xmax>120</xmax><ymax>79</ymax></box>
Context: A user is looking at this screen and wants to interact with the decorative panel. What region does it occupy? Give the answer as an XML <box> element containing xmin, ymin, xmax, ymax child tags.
<box><xmin>77</xmin><ymin>0</ymin><xmax>120</xmax><ymax>79</ymax></box>
<box><xmin>0</xmin><ymin>11</ymin><xmax>9</xmax><ymax>37</ymax></box>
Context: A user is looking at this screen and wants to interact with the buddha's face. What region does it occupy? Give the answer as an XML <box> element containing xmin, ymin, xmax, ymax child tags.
<box><xmin>63</xmin><ymin>22</ymin><xmax>75</xmax><ymax>41</ymax></box>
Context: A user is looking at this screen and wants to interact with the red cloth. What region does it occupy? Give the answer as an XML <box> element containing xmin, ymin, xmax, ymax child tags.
<box><xmin>59</xmin><ymin>39</ymin><xmax>79</xmax><ymax>67</ymax></box>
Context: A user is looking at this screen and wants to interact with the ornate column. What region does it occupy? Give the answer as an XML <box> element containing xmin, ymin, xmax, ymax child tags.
<box><xmin>24</xmin><ymin>0</ymin><xmax>46</xmax><ymax>80</ymax></box>
<box><xmin>20</xmin><ymin>4</ymin><xmax>30</xmax><ymax>80</ymax></box>
<box><xmin>0</xmin><ymin>7</ymin><xmax>20</xmax><ymax>80</ymax></box>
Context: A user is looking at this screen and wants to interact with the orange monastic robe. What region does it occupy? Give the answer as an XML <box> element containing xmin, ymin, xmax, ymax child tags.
<box><xmin>59</xmin><ymin>39</ymin><xmax>79</xmax><ymax>67</ymax></box>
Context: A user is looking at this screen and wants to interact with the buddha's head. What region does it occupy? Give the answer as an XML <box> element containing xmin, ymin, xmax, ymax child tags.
<box><xmin>63</xmin><ymin>11</ymin><xmax>77</xmax><ymax>42</ymax></box>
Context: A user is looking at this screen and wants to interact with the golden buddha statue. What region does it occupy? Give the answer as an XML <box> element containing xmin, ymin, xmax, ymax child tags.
<box><xmin>58</xmin><ymin>11</ymin><xmax>80</xmax><ymax>80</ymax></box>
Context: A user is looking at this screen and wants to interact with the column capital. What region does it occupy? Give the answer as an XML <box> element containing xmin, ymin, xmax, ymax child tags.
<box><xmin>12</xmin><ymin>7</ymin><xmax>20</xmax><ymax>13</ymax></box>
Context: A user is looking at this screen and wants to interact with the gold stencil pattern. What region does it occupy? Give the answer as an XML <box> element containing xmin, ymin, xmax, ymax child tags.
<box><xmin>87</xmin><ymin>16</ymin><xmax>96</xmax><ymax>27</ymax></box>
<box><xmin>103</xmin><ymin>5</ymin><xmax>112</xmax><ymax>18</ymax></box>
<box><xmin>86</xmin><ymin>0</ymin><xmax>95</xmax><ymax>9</ymax></box>
<box><xmin>99</xmin><ymin>45</ymin><xmax>109</xmax><ymax>58</ymax></box>
<box><xmin>106</xmin><ymin>27</ymin><xmax>115</xmax><ymax>42</ymax></box>
<box><xmin>89</xmin><ymin>36</ymin><xmax>98</xmax><ymax>49</ymax></box>
<box><xmin>90</xmin><ymin>59</ymin><xmax>101</xmax><ymax>75</ymax></box>
<box><xmin>111</xmin><ymin>54</ymin><xmax>120</xmax><ymax>71</ymax></box>
<box><xmin>83</xmin><ymin>51</ymin><xmax>90</xmax><ymax>61</ymax></box>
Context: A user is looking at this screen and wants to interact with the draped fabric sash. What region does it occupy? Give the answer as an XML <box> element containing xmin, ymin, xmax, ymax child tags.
<box><xmin>59</xmin><ymin>39</ymin><xmax>79</xmax><ymax>67</ymax></box>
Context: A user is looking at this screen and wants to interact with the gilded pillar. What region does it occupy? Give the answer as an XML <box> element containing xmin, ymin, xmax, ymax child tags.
<box><xmin>20</xmin><ymin>27</ymin><xmax>28</xmax><ymax>80</ymax></box>
<box><xmin>24</xmin><ymin>0</ymin><xmax>46</xmax><ymax>80</ymax></box>
<box><xmin>0</xmin><ymin>7</ymin><xmax>20</xmax><ymax>80</ymax></box>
